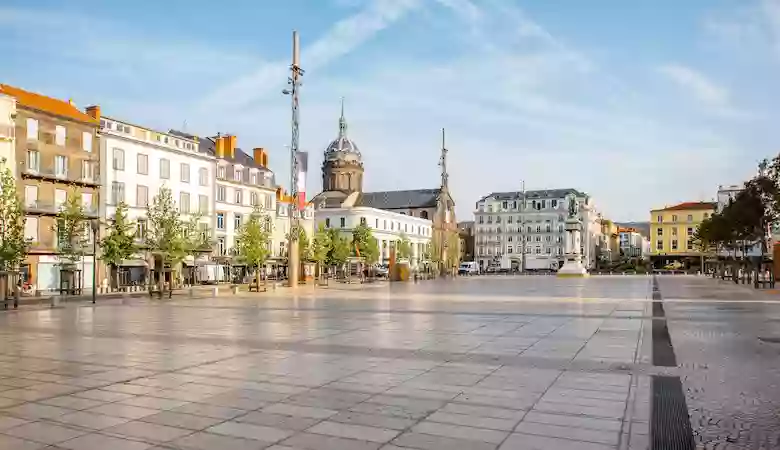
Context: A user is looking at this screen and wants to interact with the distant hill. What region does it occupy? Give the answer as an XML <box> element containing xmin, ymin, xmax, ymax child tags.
<box><xmin>616</xmin><ymin>222</ymin><xmax>650</xmax><ymax>237</ymax></box>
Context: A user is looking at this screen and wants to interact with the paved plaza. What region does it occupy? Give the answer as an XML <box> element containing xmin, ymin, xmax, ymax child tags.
<box><xmin>0</xmin><ymin>276</ymin><xmax>776</xmax><ymax>449</ymax></box>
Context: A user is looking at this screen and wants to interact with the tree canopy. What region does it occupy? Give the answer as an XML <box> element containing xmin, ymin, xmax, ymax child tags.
<box><xmin>0</xmin><ymin>165</ymin><xmax>27</xmax><ymax>272</ymax></box>
<box><xmin>100</xmin><ymin>202</ymin><xmax>138</xmax><ymax>269</ymax></box>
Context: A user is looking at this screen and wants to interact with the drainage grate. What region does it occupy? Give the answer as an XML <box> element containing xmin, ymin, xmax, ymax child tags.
<box><xmin>758</xmin><ymin>336</ymin><xmax>780</xmax><ymax>344</ymax></box>
<box><xmin>651</xmin><ymin>276</ymin><xmax>677</xmax><ymax>367</ymax></box>
<box><xmin>651</xmin><ymin>375</ymin><xmax>694</xmax><ymax>450</ymax></box>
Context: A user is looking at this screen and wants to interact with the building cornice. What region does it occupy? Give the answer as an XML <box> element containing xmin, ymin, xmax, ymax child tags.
<box><xmin>103</xmin><ymin>131</ymin><xmax>215</xmax><ymax>163</ymax></box>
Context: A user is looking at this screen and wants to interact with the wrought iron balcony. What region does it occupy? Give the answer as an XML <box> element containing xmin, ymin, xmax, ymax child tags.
<box><xmin>24</xmin><ymin>201</ymin><xmax>99</xmax><ymax>218</ymax></box>
<box><xmin>22</xmin><ymin>165</ymin><xmax>100</xmax><ymax>187</ymax></box>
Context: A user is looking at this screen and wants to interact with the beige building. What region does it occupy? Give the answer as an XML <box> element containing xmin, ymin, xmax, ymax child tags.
<box><xmin>0</xmin><ymin>84</ymin><xmax>100</xmax><ymax>294</ymax></box>
<box><xmin>0</xmin><ymin>94</ymin><xmax>15</xmax><ymax>174</ymax></box>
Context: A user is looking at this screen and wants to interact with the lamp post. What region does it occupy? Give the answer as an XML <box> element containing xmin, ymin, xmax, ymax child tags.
<box><xmin>90</xmin><ymin>219</ymin><xmax>99</xmax><ymax>304</ymax></box>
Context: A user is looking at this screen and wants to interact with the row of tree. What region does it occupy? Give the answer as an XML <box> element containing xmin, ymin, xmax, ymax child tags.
<box><xmin>694</xmin><ymin>157</ymin><xmax>780</xmax><ymax>265</ymax></box>
<box><xmin>0</xmin><ymin>161</ymin><xmax>426</xmax><ymax>295</ymax></box>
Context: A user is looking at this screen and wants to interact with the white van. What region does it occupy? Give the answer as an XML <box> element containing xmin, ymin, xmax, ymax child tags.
<box><xmin>458</xmin><ymin>261</ymin><xmax>479</xmax><ymax>276</ymax></box>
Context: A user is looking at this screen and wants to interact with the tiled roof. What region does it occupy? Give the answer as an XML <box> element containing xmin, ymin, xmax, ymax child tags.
<box><xmin>657</xmin><ymin>201</ymin><xmax>717</xmax><ymax>211</ymax></box>
<box><xmin>479</xmin><ymin>188</ymin><xmax>587</xmax><ymax>202</ymax></box>
<box><xmin>0</xmin><ymin>84</ymin><xmax>97</xmax><ymax>124</ymax></box>
<box><xmin>357</xmin><ymin>189</ymin><xmax>440</xmax><ymax>210</ymax></box>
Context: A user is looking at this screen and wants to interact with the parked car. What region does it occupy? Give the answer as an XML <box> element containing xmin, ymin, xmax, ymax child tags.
<box><xmin>374</xmin><ymin>265</ymin><xmax>389</xmax><ymax>278</ymax></box>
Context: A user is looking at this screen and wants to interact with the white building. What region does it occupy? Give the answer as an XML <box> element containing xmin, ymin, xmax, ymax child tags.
<box><xmin>474</xmin><ymin>189</ymin><xmax>600</xmax><ymax>271</ymax></box>
<box><xmin>619</xmin><ymin>229</ymin><xmax>646</xmax><ymax>258</ymax></box>
<box><xmin>0</xmin><ymin>94</ymin><xmax>15</xmax><ymax>174</ymax></box>
<box><xmin>99</xmin><ymin>117</ymin><xmax>215</xmax><ymax>279</ymax></box>
<box><xmin>273</xmin><ymin>191</ymin><xmax>315</xmax><ymax>260</ymax></box>
<box><xmin>314</xmin><ymin>206</ymin><xmax>432</xmax><ymax>267</ymax></box>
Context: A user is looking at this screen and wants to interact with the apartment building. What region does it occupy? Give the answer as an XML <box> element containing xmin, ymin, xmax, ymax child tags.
<box><xmin>474</xmin><ymin>188</ymin><xmax>600</xmax><ymax>271</ymax></box>
<box><xmin>99</xmin><ymin>117</ymin><xmax>216</xmax><ymax>280</ymax></box>
<box><xmin>199</xmin><ymin>135</ymin><xmax>278</xmax><ymax>268</ymax></box>
<box><xmin>0</xmin><ymin>94</ymin><xmax>15</xmax><ymax>173</ymax></box>
<box><xmin>618</xmin><ymin>227</ymin><xmax>647</xmax><ymax>258</ymax></box>
<box><xmin>649</xmin><ymin>201</ymin><xmax>716</xmax><ymax>268</ymax></box>
<box><xmin>274</xmin><ymin>189</ymin><xmax>315</xmax><ymax>262</ymax></box>
<box><xmin>0</xmin><ymin>84</ymin><xmax>100</xmax><ymax>293</ymax></box>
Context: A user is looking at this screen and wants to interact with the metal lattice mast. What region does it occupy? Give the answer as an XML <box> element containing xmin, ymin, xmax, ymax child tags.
<box><xmin>285</xmin><ymin>31</ymin><xmax>304</xmax><ymax>287</ymax></box>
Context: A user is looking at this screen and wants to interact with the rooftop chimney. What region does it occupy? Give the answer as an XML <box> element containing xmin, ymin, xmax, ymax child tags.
<box><xmin>225</xmin><ymin>135</ymin><xmax>237</xmax><ymax>159</ymax></box>
<box><xmin>85</xmin><ymin>105</ymin><xmax>101</xmax><ymax>121</ymax></box>
<box><xmin>253</xmin><ymin>148</ymin><xmax>266</xmax><ymax>167</ymax></box>
<box><xmin>215</xmin><ymin>135</ymin><xmax>225</xmax><ymax>158</ymax></box>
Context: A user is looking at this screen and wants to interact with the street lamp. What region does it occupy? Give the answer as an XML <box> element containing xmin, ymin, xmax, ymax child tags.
<box><xmin>90</xmin><ymin>219</ymin><xmax>99</xmax><ymax>304</ymax></box>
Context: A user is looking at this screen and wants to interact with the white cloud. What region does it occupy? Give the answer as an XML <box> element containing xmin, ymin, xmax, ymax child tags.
<box><xmin>198</xmin><ymin>0</ymin><xmax>422</xmax><ymax>111</ymax></box>
<box><xmin>658</xmin><ymin>64</ymin><xmax>729</xmax><ymax>106</ymax></box>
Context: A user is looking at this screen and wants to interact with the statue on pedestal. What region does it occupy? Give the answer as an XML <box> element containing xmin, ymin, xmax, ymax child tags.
<box><xmin>558</xmin><ymin>193</ymin><xmax>588</xmax><ymax>277</ymax></box>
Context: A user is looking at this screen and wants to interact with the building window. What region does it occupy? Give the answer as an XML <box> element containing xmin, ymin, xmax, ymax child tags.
<box><xmin>217</xmin><ymin>213</ymin><xmax>225</xmax><ymax>230</ymax></box>
<box><xmin>507</xmin><ymin>246</ymin><xmax>513</xmax><ymax>254</ymax></box>
<box><xmin>546</xmin><ymin>225</ymin><xmax>551</xmax><ymax>233</ymax></box>
<box><xmin>180</xmin><ymin>192</ymin><xmax>190</xmax><ymax>214</ymax></box>
<box><xmin>687</xmin><ymin>227</ymin><xmax>693</xmax><ymax>236</ymax></box>
<box><xmin>340</xmin><ymin>217</ymin><xmax>346</xmax><ymax>228</ymax></box>
<box><xmin>687</xmin><ymin>241</ymin><xmax>693</xmax><ymax>250</ymax></box>
<box><xmin>217</xmin><ymin>186</ymin><xmax>226</xmax><ymax>202</ymax></box>
<box><xmin>199</xmin><ymin>168</ymin><xmax>208</xmax><ymax>186</ymax></box>
<box><xmin>82</xmin><ymin>132</ymin><xmax>92</xmax><ymax>152</ymax></box>
<box><xmin>235</xmin><ymin>189</ymin><xmax>243</xmax><ymax>205</ymax></box>
<box><xmin>546</xmin><ymin>247</ymin><xmax>552</xmax><ymax>254</ymax></box>
<box><xmin>552</xmin><ymin>200</ymin><xmax>558</xmax><ymax>208</ymax></box>
<box><xmin>217</xmin><ymin>166</ymin><xmax>226</xmax><ymax>179</ymax></box>
<box><xmin>536</xmin><ymin>226</ymin><xmax>541</xmax><ymax>233</ymax></box>
<box><xmin>55</xmin><ymin>125</ymin><xmax>66</xmax><ymax>146</ymax></box>
<box><xmin>478</xmin><ymin>216</ymin><xmax>484</xmax><ymax>224</ymax></box>
<box><xmin>199</xmin><ymin>195</ymin><xmax>208</xmax><ymax>213</ymax></box>
<box><xmin>250</xmin><ymin>192</ymin><xmax>258</xmax><ymax>206</ymax></box>
<box><xmin>26</xmin><ymin>118</ymin><xmax>38</xmax><ymax>140</ymax></box>
<box><xmin>656</xmin><ymin>240</ymin><xmax>663</xmax><ymax>250</ymax></box>
<box><xmin>136</xmin><ymin>185</ymin><xmax>148</xmax><ymax>207</ymax></box>
<box><xmin>81</xmin><ymin>161</ymin><xmax>94</xmax><ymax>181</ymax></box>
<box><xmin>672</xmin><ymin>240</ymin><xmax>678</xmax><ymax>250</ymax></box>
<box><xmin>160</xmin><ymin>158</ymin><xmax>170</xmax><ymax>179</ymax></box>
<box><xmin>113</xmin><ymin>148</ymin><xmax>125</xmax><ymax>170</ymax></box>
<box><xmin>136</xmin><ymin>154</ymin><xmax>148</xmax><ymax>175</ymax></box>
<box><xmin>54</xmin><ymin>155</ymin><xmax>67</xmax><ymax>177</ymax></box>
<box><xmin>657</xmin><ymin>228</ymin><xmax>663</xmax><ymax>236</ymax></box>
<box><xmin>672</xmin><ymin>215</ymin><xmax>677</xmax><ymax>222</ymax></box>
<box><xmin>657</xmin><ymin>215</ymin><xmax>663</xmax><ymax>223</ymax></box>
<box><xmin>496</xmin><ymin>216</ymin><xmax>501</xmax><ymax>224</ymax></box>
<box><xmin>234</xmin><ymin>169</ymin><xmax>242</xmax><ymax>182</ymax></box>
<box><xmin>325</xmin><ymin>218</ymin><xmax>331</xmax><ymax>228</ymax></box>
<box><xmin>672</xmin><ymin>228</ymin><xmax>678</xmax><ymax>236</ymax></box>
<box><xmin>24</xmin><ymin>217</ymin><xmax>38</xmax><ymax>241</ymax></box>
<box><xmin>55</xmin><ymin>189</ymin><xmax>66</xmax><ymax>208</ymax></box>
<box><xmin>487</xmin><ymin>216</ymin><xmax>492</xmax><ymax>224</ymax></box>
<box><xmin>218</xmin><ymin>237</ymin><xmax>226</xmax><ymax>256</ymax></box>
<box><xmin>26</xmin><ymin>150</ymin><xmax>40</xmax><ymax>172</ymax></box>
<box><xmin>179</xmin><ymin>163</ymin><xmax>190</xmax><ymax>183</ymax></box>
<box><xmin>687</xmin><ymin>214</ymin><xmax>693</xmax><ymax>221</ymax></box>
<box><xmin>234</xmin><ymin>213</ymin><xmax>242</xmax><ymax>230</ymax></box>
<box><xmin>375</xmin><ymin>218</ymin><xmax>379</xmax><ymax>228</ymax></box>
<box><xmin>112</xmin><ymin>181</ymin><xmax>125</xmax><ymax>204</ymax></box>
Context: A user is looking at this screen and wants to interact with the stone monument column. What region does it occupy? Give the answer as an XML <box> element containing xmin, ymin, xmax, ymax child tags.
<box><xmin>558</xmin><ymin>194</ymin><xmax>588</xmax><ymax>277</ymax></box>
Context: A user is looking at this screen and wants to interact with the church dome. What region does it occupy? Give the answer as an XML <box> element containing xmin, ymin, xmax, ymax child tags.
<box><xmin>324</xmin><ymin>99</ymin><xmax>361</xmax><ymax>161</ymax></box>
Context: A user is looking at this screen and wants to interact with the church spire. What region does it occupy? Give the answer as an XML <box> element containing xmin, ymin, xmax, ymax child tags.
<box><xmin>439</xmin><ymin>128</ymin><xmax>449</xmax><ymax>190</ymax></box>
<box><xmin>338</xmin><ymin>97</ymin><xmax>347</xmax><ymax>138</ymax></box>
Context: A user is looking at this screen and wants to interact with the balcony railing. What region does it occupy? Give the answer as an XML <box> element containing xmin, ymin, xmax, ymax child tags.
<box><xmin>22</xmin><ymin>166</ymin><xmax>100</xmax><ymax>186</ymax></box>
<box><xmin>24</xmin><ymin>201</ymin><xmax>99</xmax><ymax>217</ymax></box>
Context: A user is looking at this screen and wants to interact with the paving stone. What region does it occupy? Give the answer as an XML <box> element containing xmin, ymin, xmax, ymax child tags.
<box><xmin>392</xmin><ymin>432</ymin><xmax>497</xmax><ymax>450</ymax></box>
<box><xmin>514</xmin><ymin>421</ymin><xmax>618</xmax><ymax>445</ymax></box>
<box><xmin>170</xmin><ymin>403</ymin><xmax>248</xmax><ymax>420</ymax></box>
<box><xmin>0</xmin><ymin>434</ymin><xmax>47</xmax><ymax>450</ymax></box>
<box><xmin>207</xmin><ymin>420</ymin><xmax>293</xmax><ymax>443</ymax></box>
<box><xmin>281</xmin><ymin>432</ymin><xmax>382</xmax><ymax>450</ymax></box>
<box><xmin>412</xmin><ymin>421</ymin><xmax>508</xmax><ymax>444</ymax></box>
<box><xmin>53</xmin><ymin>411</ymin><xmax>132</xmax><ymax>430</ymax></box>
<box><xmin>234</xmin><ymin>411</ymin><xmax>320</xmax><ymax>430</ymax></box>
<box><xmin>39</xmin><ymin>396</ymin><xmax>105</xmax><ymax>410</ymax></box>
<box><xmin>427</xmin><ymin>411</ymin><xmax>519</xmax><ymax>431</ymax></box>
<box><xmin>521</xmin><ymin>411</ymin><xmax>622</xmax><ymax>432</ymax></box>
<box><xmin>86</xmin><ymin>404</ymin><xmax>159</xmax><ymax>420</ymax></box>
<box><xmin>532</xmin><ymin>400</ymin><xmax>625</xmax><ymax>419</ymax></box>
<box><xmin>440</xmin><ymin>403</ymin><xmax>527</xmax><ymax>421</ymax></box>
<box><xmin>139</xmin><ymin>411</ymin><xmax>224</xmax><ymax>430</ymax></box>
<box><xmin>262</xmin><ymin>403</ymin><xmax>337</xmax><ymax>419</ymax></box>
<box><xmin>3</xmin><ymin>403</ymin><xmax>74</xmax><ymax>420</ymax></box>
<box><xmin>171</xmin><ymin>431</ymin><xmax>271</xmax><ymax>450</ymax></box>
<box><xmin>349</xmin><ymin>402</ymin><xmax>432</xmax><ymax>420</ymax></box>
<box><xmin>0</xmin><ymin>414</ymin><xmax>30</xmax><ymax>430</ymax></box>
<box><xmin>5</xmin><ymin>421</ymin><xmax>87</xmax><ymax>444</ymax></box>
<box><xmin>328</xmin><ymin>411</ymin><xmax>417</xmax><ymax>430</ymax></box>
<box><xmin>74</xmin><ymin>390</ymin><xmax>135</xmax><ymax>402</ymax></box>
<box><xmin>57</xmin><ymin>432</ymin><xmax>154</xmax><ymax>450</ymax></box>
<box><xmin>117</xmin><ymin>396</ymin><xmax>189</xmax><ymax>410</ymax></box>
<box><xmin>307</xmin><ymin>420</ymin><xmax>400</xmax><ymax>443</ymax></box>
<box><xmin>104</xmin><ymin>420</ymin><xmax>193</xmax><ymax>442</ymax></box>
<box><xmin>499</xmin><ymin>432</ymin><xmax>615</xmax><ymax>450</ymax></box>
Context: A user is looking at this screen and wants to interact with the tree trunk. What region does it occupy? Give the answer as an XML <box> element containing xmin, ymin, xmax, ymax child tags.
<box><xmin>110</xmin><ymin>264</ymin><xmax>118</xmax><ymax>290</ymax></box>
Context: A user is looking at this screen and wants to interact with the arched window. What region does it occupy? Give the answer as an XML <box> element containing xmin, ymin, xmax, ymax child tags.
<box><xmin>421</xmin><ymin>211</ymin><xmax>429</xmax><ymax>219</ymax></box>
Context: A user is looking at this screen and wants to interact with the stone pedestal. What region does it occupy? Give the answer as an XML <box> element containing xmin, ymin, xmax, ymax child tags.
<box><xmin>558</xmin><ymin>218</ymin><xmax>588</xmax><ymax>278</ymax></box>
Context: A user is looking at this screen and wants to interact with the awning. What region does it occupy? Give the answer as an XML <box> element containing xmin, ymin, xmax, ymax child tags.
<box><xmin>119</xmin><ymin>259</ymin><xmax>148</xmax><ymax>268</ymax></box>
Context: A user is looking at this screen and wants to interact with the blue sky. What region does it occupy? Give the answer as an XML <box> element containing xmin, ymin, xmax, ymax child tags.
<box><xmin>2</xmin><ymin>0</ymin><xmax>779</xmax><ymax>221</ymax></box>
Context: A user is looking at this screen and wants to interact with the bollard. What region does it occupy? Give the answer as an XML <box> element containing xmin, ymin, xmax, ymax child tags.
<box><xmin>232</xmin><ymin>285</ymin><xmax>239</xmax><ymax>295</ymax></box>
<box><xmin>189</xmin><ymin>286</ymin><xmax>195</xmax><ymax>297</ymax></box>
<box><xmin>50</xmin><ymin>295</ymin><xmax>60</xmax><ymax>308</ymax></box>
<box><xmin>211</xmin><ymin>287</ymin><xmax>219</xmax><ymax>297</ymax></box>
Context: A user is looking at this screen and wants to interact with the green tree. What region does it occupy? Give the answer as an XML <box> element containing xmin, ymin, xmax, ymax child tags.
<box><xmin>351</xmin><ymin>222</ymin><xmax>379</xmax><ymax>263</ymax></box>
<box><xmin>99</xmin><ymin>202</ymin><xmax>138</xmax><ymax>288</ymax></box>
<box><xmin>298</xmin><ymin>227</ymin><xmax>312</xmax><ymax>262</ymax></box>
<box><xmin>396</xmin><ymin>233</ymin><xmax>412</xmax><ymax>260</ymax></box>
<box><xmin>236</xmin><ymin>206</ymin><xmax>272</xmax><ymax>291</ymax></box>
<box><xmin>327</xmin><ymin>228</ymin><xmax>351</xmax><ymax>274</ymax></box>
<box><xmin>54</xmin><ymin>189</ymin><xmax>89</xmax><ymax>267</ymax></box>
<box><xmin>0</xmin><ymin>164</ymin><xmax>28</xmax><ymax>306</ymax></box>
<box><xmin>311</xmin><ymin>223</ymin><xmax>331</xmax><ymax>279</ymax></box>
<box><xmin>146</xmin><ymin>187</ymin><xmax>189</xmax><ymax>296</ymax></box>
